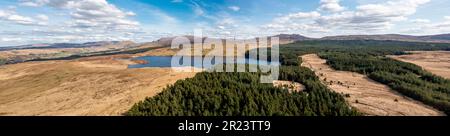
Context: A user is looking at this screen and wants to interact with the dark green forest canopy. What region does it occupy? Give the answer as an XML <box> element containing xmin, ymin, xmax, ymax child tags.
<box><xmin>246</xmin><ymin>40</ymin><xmax>450</xmax><ymax>66</ymax></box>
<box><xmin>126</xmin><ymin>66</ymin><xmax>360</xmax><ymax>116</ymax></box>
<box><xmin>286</xmin><ymin>40</ymin><xmax>450</xmax><ymax>65</ymax></box>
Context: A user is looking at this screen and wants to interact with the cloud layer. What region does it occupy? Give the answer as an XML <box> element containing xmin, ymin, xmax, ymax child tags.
<box><xmin>0</xmin><ymin>8</ymin><xmax>47</xmax><ymax>26</ymax></box>
<box><xmin>0</xmin><ymin>0</ymin><xmax>144</xmax><ymax>46</ymax></box>
<box><xmin>20</xmin><ymin>0</ymin><xmax>139</xmax><ymax>30</ymax></box>
<box><xmin>264</xmin><ymin>0</ymin><xmax>431</xmax><ymax>36</ymax></box>
<box><xmin>0</xmin><ymin>0</ymin><xmax>449</xmax><ymax>46</ymax></box>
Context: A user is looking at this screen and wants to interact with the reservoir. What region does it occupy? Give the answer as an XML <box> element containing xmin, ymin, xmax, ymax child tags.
<box><xmin>128</xmin><ymin>56</ymin><xmax>279</xmax><ymax>68</ymax></box>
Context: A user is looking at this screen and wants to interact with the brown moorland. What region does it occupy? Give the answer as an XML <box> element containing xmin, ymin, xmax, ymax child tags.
<box><xmin>301</xmin><ymin>54</ymin><xmax>444</xmax><ymax>116</ymax></box>
<box><xmin>0</xmin><ymin>54</ymin><xmax>197</xmax><ymax>116</ymax></box>
<box><xmin>389</xmin><ymin>51</ymin><xmax>450</xmax><ymax>79</ymax></box>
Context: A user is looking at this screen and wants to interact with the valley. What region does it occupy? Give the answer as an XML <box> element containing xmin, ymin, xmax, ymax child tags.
<box><xmin>301</xmin><ymin>54</ymin><xmax>443</xmax><ymax>116</ymax></box>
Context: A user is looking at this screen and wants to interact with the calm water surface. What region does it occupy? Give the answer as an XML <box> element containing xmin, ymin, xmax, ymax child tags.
<box><xmin>128</xmin><ymin>56</ymin><xmax>279</xmax><ymax>68</ymax></box>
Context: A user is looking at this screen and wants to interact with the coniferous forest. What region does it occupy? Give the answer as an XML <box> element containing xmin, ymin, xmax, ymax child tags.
<box><xmin>126</xmin><ymin>65</ymin><xmax>360</xmax><ymax>116</ymax></box>
<box><xmin>127</xmin><ymin>40</ymin><xmax>450</xmax><ymax>116</ymax></box>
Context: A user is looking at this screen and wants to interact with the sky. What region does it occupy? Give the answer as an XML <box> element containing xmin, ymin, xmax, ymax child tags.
<box><xmin>0</xmin><ymin>0</ymin><xmax>450</xmax><ymax>46</ymax></box>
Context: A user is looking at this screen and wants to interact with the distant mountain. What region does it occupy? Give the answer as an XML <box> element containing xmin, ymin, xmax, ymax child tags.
<box><xmin>157</xmin><ymin>35</ymin><xmax>232</xmax><ymax>46</ymax></box>
<box><xmin>5</xmin><ymin>33</ymin><xmax>449</xmax><ymax>51</ymax></box>
<box><xmin>321</xmin><ymin>34</ymin><xmax>450</xmax><ymax>43</ymax></box>
<box><xmin>419</xmin><ymin>34</ymin><xmax>450</xmax><ymax>41</ymax></box>
<box><xmin>157</xmin><ymin>35</ymin><xmax>200</xmax><ymax>46</ymax></box>
<box><xmin>272</xmin><ymin>34</ymin><xmax>313</xmax><ymax>44</ymax></box>
<box><xmin>156</xmin><ymin>34</ymin><xmax>313</xmax><ymax>46</ymax></box>
<box><xmin>0</xmin><ymin>41</ymin><xmax>134</xmax><ymax>51</ymax></box>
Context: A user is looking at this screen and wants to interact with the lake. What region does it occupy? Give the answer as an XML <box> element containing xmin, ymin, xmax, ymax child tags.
<box><xmin>128</xmin><ymin>56</ymin><xmax>279</xmax><ymax>68</ymax></box>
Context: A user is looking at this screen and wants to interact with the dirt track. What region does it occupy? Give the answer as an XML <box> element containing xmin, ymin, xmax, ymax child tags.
<box><xmin>389</xmin><ymin>51</ymin><xmax>450</xmax><ymax>79</ymax></box>
<box><xmin>0</xmin><ymin>55</ymin><xmax>197</xmax><ymax>116</ymax></box>
<box><xmin>301</xmin><ymin>54</ymin><xmax>444</xmax><ymax>116</ymax></box>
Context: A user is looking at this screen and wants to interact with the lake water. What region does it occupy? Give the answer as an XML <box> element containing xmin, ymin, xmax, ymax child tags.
<box><xmin>128</xmin><ymin>56</ymin><xmax>279</xmax><ymax>68</ymax></box>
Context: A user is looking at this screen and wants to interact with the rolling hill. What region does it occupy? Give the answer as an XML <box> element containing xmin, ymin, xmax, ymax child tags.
<box><xmin>321</xmin><ymin>34</ymin><xmax>450</xmax><ymax>43</ymax></box>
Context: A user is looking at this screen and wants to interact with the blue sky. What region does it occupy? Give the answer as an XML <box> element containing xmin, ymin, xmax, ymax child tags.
<box><xmin>0</xmin><ymin>0</ymin><xmax>450</xmax><ymax>46</ymax></box>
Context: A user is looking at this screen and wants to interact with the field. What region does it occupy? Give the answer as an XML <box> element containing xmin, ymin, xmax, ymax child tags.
<box><xmin>301</xmin><ymin>54</ymin><xmax>443</xmax><ymax>116</ymax></box>
<box><xmin>0</xmin><ymin>54</ymin><xmax>197</xmax><ymax>115</ymax></box>
<box><xmin>0</xmin><ymin>41</ymin><xmax>139</xmax><ymax>65</ymax></box>
<box><xmin>390</xmin><ymin>51</ymin><xmax>450</xmax><ymax>79</ymax></box>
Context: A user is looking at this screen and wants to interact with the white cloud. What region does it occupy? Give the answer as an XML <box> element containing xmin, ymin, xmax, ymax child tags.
<box><xmin>35</xmin><ymin>14</ymin><xmax>49</xmax><ymax>21</ymax></box>
<box><xmin>20</xmin><ymin>0</ymin><xmax>139</xmax><ymax>30</ymax></box>
<box><xmin>319</xmin><ymin>0</ymin><xmax>345</xmax><ymax>13</ymax></box>
<box><xmin>445</xmin><ymin>16</ymin><xmax>450</xmax><ymax>20</ymax></box>
<box><xmin>215</xmin><ymin>17</ymin><xmax>238</xmax><ymax>33</ymax></box>
<box><xmin>355</xmin><ymin>0</ymin><xmax>429</xmax><ymax>19</ymax></box>
<box><xmin>194</xmin><ymin>7</ymin><xmax>204</xmax><ymax>16</ymax></box>
<box><xmin>273</xmin><ymin>11</ymin><xmax>321</xmax><ymax>25</ymax></box>
<box><xmin>286</xmin><ymin>11</ymin><xmax>321</xmax><ymax>19</ymax></box>
<box><xmin>191</xmin><ymin>2</ymin><xmax>205</xmax><ymax>16</ymax></box>
<box><xmin>406</xmin><ymin>16</ymin><xmax>450</xmax><ymax>34</ymax></box>
<box><xmin>263</xmin><ymin>0</ymin><xmax>431</xmax><ymax>36</ymax></box>
<box><xmin>0</xmin><ymin>37</ymin><xmax>22</xmax><ymax>42</ymax></box>
<box><xmin>126</xmin><ymin>11</ymin><xmax>136</xmax><ymax>16</ymax></box>
<box><xmin>151</xmin><ymin>10</ymin><xmax>177</xmax><ymax>25</ymax></box>
<box><xmin>0</xmin><ymin>9</ymin><xmax>47</xmax><ymax>26</ymax></box>
<box><xmin>264</xmin><ymin>11</ymin><xmax>322</xmax><ymax>33</ymax></box>
<box><xmin>7</xmin><ymin>6</ymin><xmax>17</xmax><ymax>9</ymax></box>
<box><xmin>19</xmin><ymin>0</ymin><xmax>45</xmax><ymax>7</ymax></box>
<box><xmin>6</xmin><ymin>15</ymin><xmax>34</xmax><ymax>25</ymax></box>
<box><xmin>1</xmin><ymin>0</ymin><xmax>145</xmax><ymax>46</ymax></box>
<box><xmin>228</xmin><ymin>6</ymin><xmax>240</xmax><ymax>12</ymax></box>
<box><xmin>411</xmin><ymin>19</ymin><xmax>430</xmax><ymax>23</ymax></box>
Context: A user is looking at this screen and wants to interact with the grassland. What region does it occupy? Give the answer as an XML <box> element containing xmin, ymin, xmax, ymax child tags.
<box><xmin>0</xmin><ymin>53</ymin><xmax>197</xmax><ymax>115</ymax></box>
<box><xmin>390</xmin><ymin>51</ymin><xmax>450</xmax><ymax>79</ymax></box>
